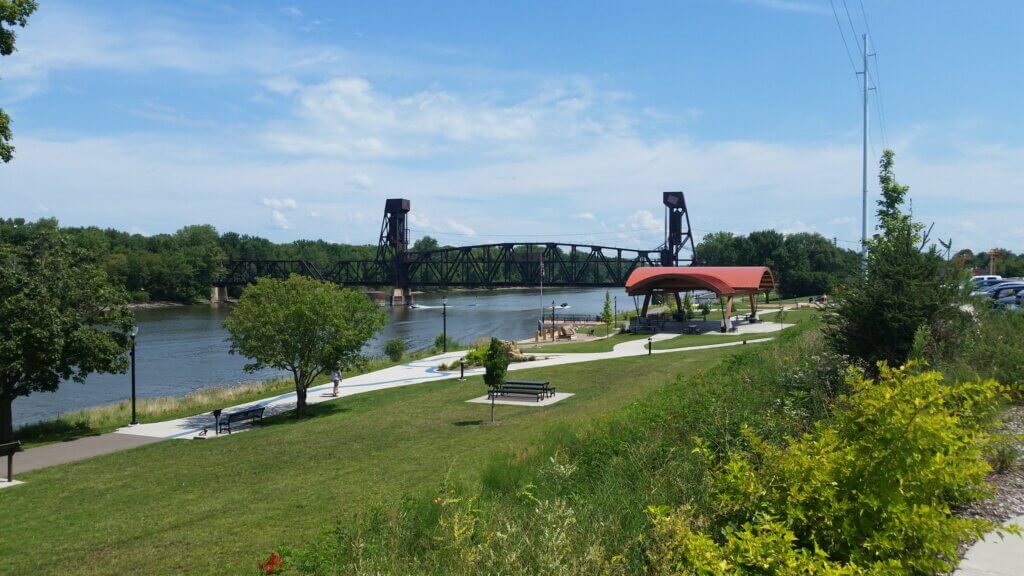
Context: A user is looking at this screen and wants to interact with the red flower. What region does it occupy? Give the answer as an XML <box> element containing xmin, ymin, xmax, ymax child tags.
<box><xmin>258</xmin><ymin>551</ymin><xmax>283</xmax><ymax>574</ymax></box>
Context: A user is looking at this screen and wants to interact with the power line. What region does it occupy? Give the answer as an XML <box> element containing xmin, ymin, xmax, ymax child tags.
<box><xmin>841</xmin><ymin>0</ymin><xmax>861</xmax><ymax>49</ymax></box>
<box><xmin>858</xmin><ymin>0</ymin><xmax>890</xmax><ymax>149</ymax></box>
<box><xmin>830</xmin><ymin>0</ymin><xmax>861</xmax><ymax>93</ymax></box>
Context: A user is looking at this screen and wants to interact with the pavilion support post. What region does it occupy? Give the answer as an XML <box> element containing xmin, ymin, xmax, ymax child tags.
<box><xmin>641</xmin><ymin>293</ymin><xmax>651</xmax><ymax>317</ymax></box>
<box><xmin>722</xmin><ymin>295</ymin><xmax>735</xmax><ymax>332</ymax></box>
<box><xmin>748</xmin><ymin>293</ymin><xmax>758</xmax><ymax>323</ymax></box>
<box><xmin>674</xmin><ymin>292</ymin><xmax>683</xmax><ymax>316</ymax></box>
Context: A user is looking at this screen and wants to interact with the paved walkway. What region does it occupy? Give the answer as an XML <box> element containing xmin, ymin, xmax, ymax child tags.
<box><xmin>955</xmin><ymin>515</ymin><xmax>1024</xmax><ymax>575</ymax></box>
<box><xmin>5</xmin><ymin>322</ymin><xmax>787</xmax><ymax>478</ymax></box>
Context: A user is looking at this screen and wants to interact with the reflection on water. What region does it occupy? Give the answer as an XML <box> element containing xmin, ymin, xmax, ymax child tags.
<box><xmin>14</xmin><ymin>287</ymin><xmax>630</xmax><ymax>426</ymax></box>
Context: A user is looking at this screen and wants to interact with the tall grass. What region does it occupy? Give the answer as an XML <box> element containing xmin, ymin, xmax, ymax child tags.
<box><xmin>277</xmin><ymin>322</ymin><xmax>844</xmax><ymax>574</ymax></box>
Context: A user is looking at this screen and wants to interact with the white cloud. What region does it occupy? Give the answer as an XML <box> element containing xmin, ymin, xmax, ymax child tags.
<box><xmin>32</xmin><ymin>205</ymin><xmax>50</xmax><ymax>214</ymax></box>
<box><xmin>445</xmin><ymin>219</ymin><xmax>476</xmax><ymax>237</ymax></box>
<box><xmin>347</xmin><ymin>173</ymin><xmax>374</xmax><ymax>189</ymax></box>
<box><xmin>571</xmin><ymin>211</ymin><xmax>596</xmax><ymax>220</ymax></box>
<box><xmin>262</xmin><ymin>75</ymin><xmax>302</xmax><ymax>96</ymax></box>
<box><xmin>309</xmin><ymin>211</ymin><xmax>322</xmax><ymax>218</ymax></box>
<box><xmin>263</xmin><ymin>76</ymin><xmax>614</xmax><ymax>159</ymax></box>
<box><xmin>627</xmin><ymin>210</ymin><xmax>659</xmax><ymax>231</ymax></box>
<box><xmin>262</xmin><ymin>197</ymin><xmax>298</xmax><ymax>209</ymax></box>
<box><xmin>270</xmin><ymin>210</ymin><xmax>292</xmax><ymax>229</ymax></box>
<box><xmin>281</xmin><ymin>6</ymin><xmax>303</xmax><ymax>19</ymax></box>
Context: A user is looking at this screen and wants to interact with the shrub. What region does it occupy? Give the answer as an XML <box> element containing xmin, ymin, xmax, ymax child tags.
<box><xmin>482</xmin><ymin>337</ymin><xmax>509</xmax><ymax>388</ymax></box>
<box><xmin>649</xmin><ymin>363</ymin><xmax>1003</xmax><ymax>574</ymax></box>
<box><xmin>433</xmin><ymin>333</ymin><xmax>459</xmax><ymax>353</ymax></box>
<box><xmin>383</xmin><ymin>338</ymin><xmax>407</xmax><ymax>362</ymax></box>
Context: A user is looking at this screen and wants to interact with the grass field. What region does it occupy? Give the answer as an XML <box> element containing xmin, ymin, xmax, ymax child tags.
<box><xmin>0</xmin><ymin>344</ymin><xmax>746</xmax><ymax>576</ymax></box>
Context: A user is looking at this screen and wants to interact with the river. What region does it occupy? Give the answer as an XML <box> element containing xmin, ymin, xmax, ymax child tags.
<box><xmin>14</xmin><ymin>287</ymin><xmax>631</xmax><ymax>427</ymax></box>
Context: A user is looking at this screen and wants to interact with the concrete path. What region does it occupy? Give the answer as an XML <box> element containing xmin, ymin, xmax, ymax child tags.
<box><xmin>955</xmin><ymin>515</ymin><xmax>1024</xmax><ymax>575</ymax></box>
<box><xmin>0</xmin><ymin>432</ymin><xmax>162</xmax><ymax>478</ymax></box>
<box><xmin>6</xmin><ymin>325</ymin><xmax>785</xmax><ymax>477</ymax></box>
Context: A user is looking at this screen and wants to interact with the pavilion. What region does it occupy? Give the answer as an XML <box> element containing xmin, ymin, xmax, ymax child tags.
<box><xmin>624</xmin><ymin>266</ymin><xmax>776</xmax><ymax>332</ymax></box>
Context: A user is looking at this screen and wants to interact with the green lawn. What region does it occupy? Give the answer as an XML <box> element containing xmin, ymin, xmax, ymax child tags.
<box><xmin>648</xmin><ymin>332</ymin><xmax>756</xmax><ymax>350</ymax></box>
<box><xmin>0</xmin><ymin>345</ymin><xmax>746</xmax><ymax>576</ymax></box>
<box><xmin>14</xmin><ymin>351</ymin><xmax>448</xmax><ymax>448</ymax></box>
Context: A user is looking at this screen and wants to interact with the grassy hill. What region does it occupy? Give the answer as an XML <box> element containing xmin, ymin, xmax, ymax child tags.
<box><xmin>0</xmin><ymin>343</ymin><xmax>746</xmax><ymax>575</ymax></box>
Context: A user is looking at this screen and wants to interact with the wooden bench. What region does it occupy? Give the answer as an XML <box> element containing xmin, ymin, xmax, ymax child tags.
<box><xmin>0</xmin><ymin>441</ymin><xmax>21</xmax><ymax>483</ymax></box>
<box><xmin>489</xmin><ymin>380</ymin><xmax>555</xmax><ymax>402</ymax></box>
<box><xmin>217</xmin><ymin>406</ymin><xmax>266</xmax><ymax>434</ymax></box>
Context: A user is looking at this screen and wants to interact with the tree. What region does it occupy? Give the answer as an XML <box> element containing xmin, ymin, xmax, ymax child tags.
<box><xmin>482</xmin><ymin>338</ymin><xmax>509</xmax><ymax>389</ymax></box>
<box><xmin>0</xmin><ymin>0</ymin><xmax>37</xmax><ymax>163</ymax></box>
<box><xmin>411</xmin><ymin>236</ymin><xmax>440</xmax><ymax>252</ymax></box>
<box><xmin>699</xmin><ymin>300</ymin><xmax>712</xmax><ymax>321</ymax></box>
<box><xmin>825</xmin><ymin>150</ymin><xmax>962</xmax><ymax>372</ymax></box>
<box><xmin>0</xmin><ymin>218</ymin><xmax>133</xmax><ymax>442</ymax></box>
<box><xmin>600</xmin><ymin>290</ymin><xmax>614</xmax><ymax>335</ymax></box>
<box><xmin>225</xmin><ymin>275</ymin><xmax>386</xmax><ymax>419</ymax></box>
<box><xmin>683</xmin><ymin>292</ymin><xmax>696</xmax><ymax>320</ymax></box>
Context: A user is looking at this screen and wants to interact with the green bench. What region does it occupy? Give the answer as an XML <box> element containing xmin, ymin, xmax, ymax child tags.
<box><xmin>488</xmin><ymin>380</ymin><xmax>555</xmax><ymax>402</ymax></box>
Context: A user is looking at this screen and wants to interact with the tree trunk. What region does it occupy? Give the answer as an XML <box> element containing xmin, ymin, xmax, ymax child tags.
<box><xmin>0</xmin><ymin>393</ymin><xmax>13</xmax><ymax>444</ymax></box>
<box><xmin>295</xmin><ymin>385</ymin><xmax>307</xmax><ymax>419</ymax></box>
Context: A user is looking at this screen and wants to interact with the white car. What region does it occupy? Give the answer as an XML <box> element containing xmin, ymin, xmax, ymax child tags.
<box><xmin>973</xmin><ymin>275</ymin><xmax>1002</xmax><ymax>282</ymax></box>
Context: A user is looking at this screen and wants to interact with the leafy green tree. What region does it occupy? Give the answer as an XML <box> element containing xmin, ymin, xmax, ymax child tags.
<box><xmin>825</xmin><ymin>150</ymin><xmax>962</xmax><ymax>372</ymax></box>
<box><xmin>682</xmin><ymin>293</ymin><xmax>695</xmax><ymax>320</ymax></box>
<box><xmin>600</xmin><ymin>290</ymin><xmax>613</xmax><ymax>335</ymax></box>
<box><xmin>0</xmin><ymin>218</ymin><xmax>133</xmax><ymax>442</ymax></box>
<box><xmin>225</xmin><ymin>275</ymin><xmax>386</xmax><ymax>419</ymax></box>
<box><xmin>0</xmin><ymin>0</ymin><xmax>37</xmax><ymax>163</ymax></box>
<box><xmin>699</xmin><ymin>301</ymin><xmax>712</xmax><ymax>321</ymax></box>
<box><xmin>412</xmin><ymin>236</ymin><xmax>440</xmax><ymax>252</ymax></box>
<box><xmin>482</xmin><ymin>337</ymin><xmax>509</xmax><ymax>389</ymax></box>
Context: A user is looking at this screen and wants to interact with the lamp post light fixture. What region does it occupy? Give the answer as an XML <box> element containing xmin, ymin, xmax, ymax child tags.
<box><xmin>551</xmin><ymin>300</ymin><xmax>557</xmax><ymax>342</ymax></box>
<box><xmin>442</xmin><ymin>296</ymin><xmax>448</xmax><ymax>353</ymax></box>
<box><xmin>129</xmin><ymin>325</ymin><xmax>139</xmax><ymax>426</ymax></box>
<box><xmin>648</xmin><ymin>336</ymin><xmax>652</xmax><ymax>356</ymax></box>
<box><xmin>459</xmin><ymin>358</ymin><xmax>465</xmax><ymax>381</ymax></box>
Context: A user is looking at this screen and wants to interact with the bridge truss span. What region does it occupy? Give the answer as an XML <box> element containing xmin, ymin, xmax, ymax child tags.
<box><xmin>214</xmin><ymin>193</ymin><xmax>697</xmax><ymax>297</ymax></box>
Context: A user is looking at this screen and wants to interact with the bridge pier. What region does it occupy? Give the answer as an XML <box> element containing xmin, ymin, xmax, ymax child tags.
<box><xmin>390</xmin><ymin>287</ymin><xmax>413</xmax><ymax>306</ymax></box>
<box><xmin>210</xmin><ymin>285</ymin><xmax>229</xmax><ymax>304</ymax></box>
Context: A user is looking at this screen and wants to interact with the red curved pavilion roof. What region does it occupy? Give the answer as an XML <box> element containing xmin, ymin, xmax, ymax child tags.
<box><xmin>625</xmin><ymin>266</ymin><xmax>776</xmax><ymax>296</ymax></box>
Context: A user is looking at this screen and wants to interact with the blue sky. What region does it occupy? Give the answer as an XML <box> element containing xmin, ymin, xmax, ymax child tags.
<box><xmin>1</xmin><ymin>0</ymin><xmax>1022</xmax><ymax>252</ymax></box>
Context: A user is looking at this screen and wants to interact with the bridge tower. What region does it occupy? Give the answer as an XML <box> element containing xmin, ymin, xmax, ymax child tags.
<box><xmin>659</xmin><ymin>191</ymin><xmax>696</xmax><ymax>266</ymax></box>
<box><xmin>378</xmin><ymin>198</ymin><xmax>412</xmax><ymax>305</ymax></box>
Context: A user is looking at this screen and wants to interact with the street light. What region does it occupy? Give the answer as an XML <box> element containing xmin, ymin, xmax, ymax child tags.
<box><xmin>551</xmin><ymin>300</ymin><xmax>556</xmax><ymax>341</ymax></box>
<box><xmin>459</xmin><ymin>358</ymin><xmax>465</xmax><ymax>381</ymax></box>
<box><xmin>614</xmin><ymin>295</ymin><xmax>618</xmax><ymax>331</ymax></box>
<box><xmin>129</xmin><ymin>325</ymin><xmax>139</xmax><ymax>426</ymax></box>
<box><xmin>648</xmin><ymin>336</ymin><xmax>652</xmax><ymax>356</ymax></box>
<box><xmin>442</xmin><ymin>296</ymin><xmax>448</xmax><ymax>353</ymax></box>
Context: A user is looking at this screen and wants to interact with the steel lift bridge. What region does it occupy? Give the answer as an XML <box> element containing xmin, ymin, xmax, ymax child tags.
<box><xmin>214</xmin><ymin>192</ymin><xmax>696</xmax><ymax>305</ymax></box>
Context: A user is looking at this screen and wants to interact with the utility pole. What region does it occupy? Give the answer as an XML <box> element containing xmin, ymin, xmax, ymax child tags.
<box><xmin>860</xmin><ymin>33</ymin><xmax>870</xmax><ymax>258</ymax></box>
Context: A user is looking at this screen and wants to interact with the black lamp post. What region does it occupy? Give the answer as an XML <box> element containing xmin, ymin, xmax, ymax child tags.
<box><xmin>648</xmin><ymin>336</ymin><xmax>652</xmax><ymax>356</ymax></box>
<box><xmin>614</xmin><ymin>295</ymin><xmax>618</xmax><ymax>331</ymax></box>
<box><xmin>551</xmin><ymin>300</ymin><xmax>556</xmax><ymax>341</ymax></box>
<box><xmin>129</xmin><ymin>325</ymin><xmax>139</xmax><ymax>426</ymax></box>
<box><xmin>459</xmin><ymin>358</ymin><xmax>465</xmax><ymax>381</ymax></box>
<box><xmin>442</xmin><ymin>296</ymin><xmax>448</xmax><ymax>352</ymax></box>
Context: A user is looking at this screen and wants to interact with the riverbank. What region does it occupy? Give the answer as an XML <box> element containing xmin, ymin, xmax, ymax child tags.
<box><xmin>13</xmin><ymin>350</ymin><xmax>445</xmax><ymax>448</ymax></box>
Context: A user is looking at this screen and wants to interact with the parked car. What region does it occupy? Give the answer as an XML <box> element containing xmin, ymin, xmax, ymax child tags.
<box><xmin>971</xmin><ymin>280</ymin><xmax>1024</xmax><ymax>297</ymax></box>
<box><xmin>973</xmin><ymin>274</ymin><xmax>1002</xmax><ymax>283</ymax></box>
<box><xmin>993</xmin><ymin>286</ymin><xmax>1024</xmax><ymax>308</ymax></box>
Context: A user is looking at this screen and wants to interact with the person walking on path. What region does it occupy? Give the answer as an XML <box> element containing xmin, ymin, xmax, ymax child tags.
<box><xmin>331</xmin><ymin>368</ymin><xmax>341</xmax><ymax>397</ymax></box>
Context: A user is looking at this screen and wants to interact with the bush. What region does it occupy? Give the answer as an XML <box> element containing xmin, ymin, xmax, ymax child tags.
<box><xmin>433</xmin><ymin>333</ymin><xmax>459</xmax><ymax>353</ymax></box>
<box><xmin>383</xmin><ymin>338</ymin><xmax>407</xmax><ymax>362</ymax></box>
<box><xmin>649</xmin><ymin>363</ymin><xmax>1003</xmax><ymax>574</ymax></box>
<box><xmin>942</xmin><ymin>308</ymin><xmax>1024</xmax><ymax>399</ymax></box>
